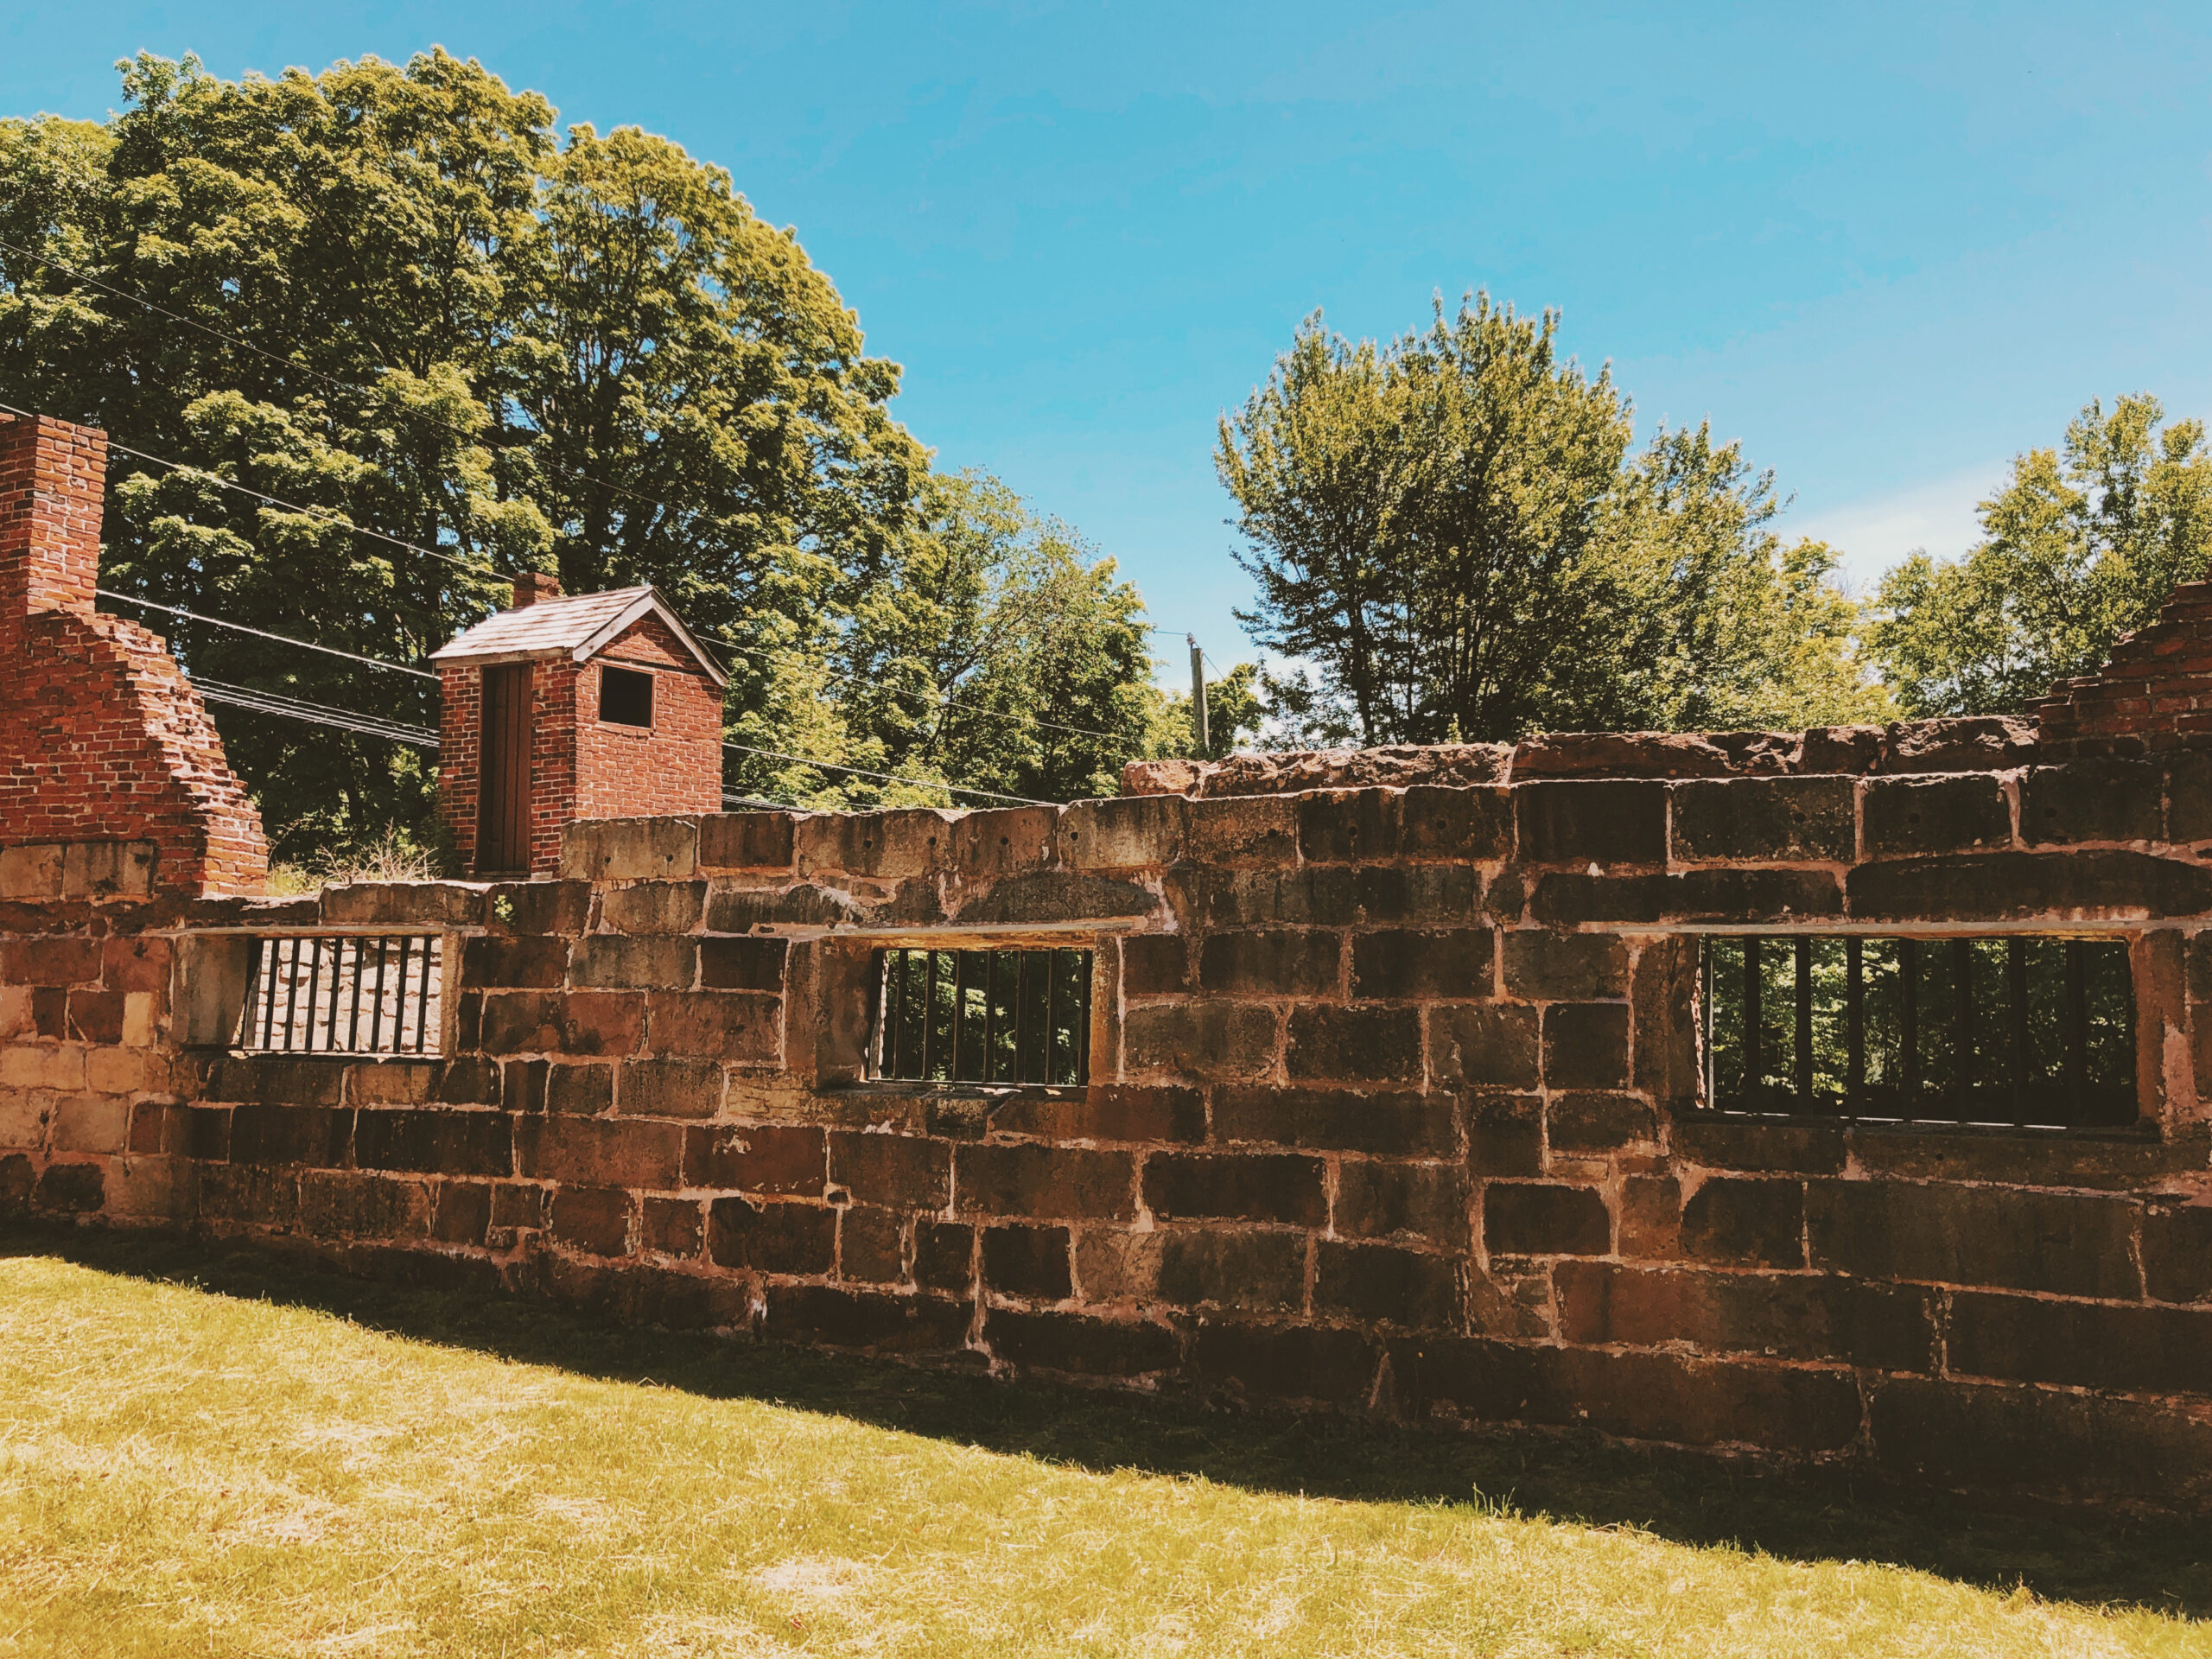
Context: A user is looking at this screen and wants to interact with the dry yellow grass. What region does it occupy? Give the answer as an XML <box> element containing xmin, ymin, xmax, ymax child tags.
<box><xmin>1</xmin><ymin>1234</ymin><xmax>2208</xmax><ymax>1657</ymax></box>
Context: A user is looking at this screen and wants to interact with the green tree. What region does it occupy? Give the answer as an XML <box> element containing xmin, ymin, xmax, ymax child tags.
<box><xmin>1219</xmin><ymin>296</ymin><xmax>1882</xmax><ymax>744</ymax></box>
<box><xmin>1869</xmin><ymin>394</ymin><xmax>2212</xmax><ymax>715</ymax></box>
<box><xmin>0</xmin><ymin>51</ymin><xmax>976</xmax><ymax>853</ymax></box>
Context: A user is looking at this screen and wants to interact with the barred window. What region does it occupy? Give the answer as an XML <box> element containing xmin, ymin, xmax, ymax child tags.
<box><xmin>1699</xmin><ymin>935</ymin><xmax>2136</xmax><ymax>1128</ymax></box>
<box><xmin>238</xmin><ymin>935</ymin><xmax>442</xmax><ymax>1055</ymax></box>
<box><xmin>871</xmin><ymin>947</ymin><xmax>1091</xmax><ymax>1087</ymax></box>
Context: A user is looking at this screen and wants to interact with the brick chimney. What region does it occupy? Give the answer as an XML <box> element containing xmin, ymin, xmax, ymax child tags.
<box><xmin>0</xmin><ymin>414</ymin><xmax>105</xmax><ymax>652</ymax></box>
<box><xmin>513</xmin><ymin>570</ymin><xmax>563</xmax><ymax>608</ymax></box>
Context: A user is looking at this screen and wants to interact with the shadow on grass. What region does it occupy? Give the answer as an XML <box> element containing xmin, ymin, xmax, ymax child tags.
<box><xmin>9</xmin><ymin>1221</ymin><xmax>2209</xmax><ymax>1622</ymax></box>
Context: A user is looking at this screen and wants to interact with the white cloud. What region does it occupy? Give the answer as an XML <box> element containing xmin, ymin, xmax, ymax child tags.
<box><xmin>1786</xmin><ymin>461</ymin><xmax>2012</xmax><ymax>595</ymax></box>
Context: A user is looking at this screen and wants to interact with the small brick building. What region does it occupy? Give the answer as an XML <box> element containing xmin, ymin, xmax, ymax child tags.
<box><xmin>0</xmin><ymin>412</ymin><xmax>267</xmax><ymax>899</ymax></box>
<box><xmin>432</xmin><ymin>576</ymin><xmax>727</xmax><ymax>877</ymax></box>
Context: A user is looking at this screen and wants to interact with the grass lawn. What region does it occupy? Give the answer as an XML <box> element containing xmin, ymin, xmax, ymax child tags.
<box><xmin>3</xmin><ymin>1230</ymin><xmax>2209</xmax><ymax>1657</ymax></box>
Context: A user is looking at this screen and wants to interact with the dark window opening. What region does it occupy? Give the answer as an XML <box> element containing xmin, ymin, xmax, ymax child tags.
<box><xmin>599</xmin><ymin>664</ymin><xmax>654</xmax><ymax>728</ymax></box>
<box><xmin>1700</xmin><ymin>935</ymin><xmax>2136</xmax><ymax>1128</ymax></box>
<box><xmin>871</xmin><ymin>947</ymin><xmax>1091</xmax><ymax>1087</ymax></box>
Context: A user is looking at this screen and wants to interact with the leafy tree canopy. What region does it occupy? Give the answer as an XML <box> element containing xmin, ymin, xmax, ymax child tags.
<box><xmin>1867</xmin><ymin>394</ymin><xmax>2212</xmax><ymax>716</ymax></box>
<box><xmin>1218</xmin><ymin>298</ymin><xmax>1890</xmax><ymax>746</ymax></box>
<box><xmin>0</xmin><ymin>51</ymin><xmax>1198</xmax><ymax>854</ymax></box>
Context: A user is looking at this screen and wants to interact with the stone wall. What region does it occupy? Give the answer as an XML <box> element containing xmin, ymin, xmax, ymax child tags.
<box><xmin>4</xmin><ymin>724</ymin><xmax>2212</xmax><ymax>1510</ymax></box>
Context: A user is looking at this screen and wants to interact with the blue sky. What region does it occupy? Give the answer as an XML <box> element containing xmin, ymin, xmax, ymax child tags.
<box><xmin>7</xmin><ymin>3</ymin><xmax>2211</xmax><ymax>675</ymax></box>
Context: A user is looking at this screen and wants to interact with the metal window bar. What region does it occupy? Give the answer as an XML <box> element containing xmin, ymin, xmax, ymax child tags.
<box><xmin>870</xmin><ymin>947</ymin><xmax>1092</xmax><ymax>1086</ymax></box>
<box><xmin>1699</xmin><ymin>933</ymin><xmax>2135</xmax><ymax>1129</ymax></box>
<box><xmin>238</xmin><ymin>935</ymin><xmax>443</xmax><ymax>1055</ymax></box>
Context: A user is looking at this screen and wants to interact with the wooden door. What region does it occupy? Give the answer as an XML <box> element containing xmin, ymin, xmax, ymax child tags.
<box><xmin>478</xmin><ymin>664</ymin><xmax>531</xmax><ymax>872</ymax></box>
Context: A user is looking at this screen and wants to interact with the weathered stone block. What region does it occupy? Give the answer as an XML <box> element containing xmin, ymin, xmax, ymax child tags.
<box><xmin>561</xmin><ymin>817</ymin><xmax>699</xmax><ymax>882</ymax></box>
<box><xmin>1428</xmin><ymin>1003</ymin><xmax>1539</xmax><ymax>1089</ymax></box>
<box><xmin>1681</xmin><ymin>1177</ymin><xmax>1805</xmax><ymax>1268</ymax></box>
<box><xmin>1484</xmin><ymin>1181</ymin><xmax>1609</xmax><ymax>1256</ymax></box>
<box><xmin>1861</xmin><ymin>776</ymin><xmax>2012</xmax><ymax>858</ymax></box>
<box><xmin>61</xmin><ymin>989</ymin><xmax>122</xmax><ymax>1044</ymax></box>
<box><xmin>431</xmin><ymin>1180</ymin><xmax>492</xmax><ymax>1247</ymax></box>
<box><xmin>1515</xmin><ymin>780</ymin><xmax>1667</xmax><ymax>866</ymax></box>
<box><xmin>1350</xmin><ymin>928</ymin><xmax>1494</xmax><ymax>1001</ymax></box>
<box><xmin>837</xmin><ymin>1205</ymin><xmax>904</xmax><ymax>1282</ymax></box>
<box><xmin>1541</xmin><ymin>1002</ymin><xmax>1630</xmax><ymax>1090</ymax></box>
<box><xmin>571</xmin><ymin>935</ymin><xmax>697</xmax><ymax>991</ymax></box>
<box><xmin>707</xmin><ymin>1196</ymin><xmax>836</xmax><ymax>1274</ymax></box>
<box><xmin>688</xmin><ymin>1122</ymin><xmax>826</xmax><ymax>1194</ymax></box>
<box><xmin>697</xmin><ymin>936</ymin><xmax>787</xmax><ymax>993</ymax></box>
<box><xmin>1669</xmin><ymin>776</ymin><xmax>1855</xmax><ymax>863</ymax></box>
<box><xmin>48</xmin><ymin>1092</ymin><xmax>126</xmax><ymax>1154</ymax></box>
<box><xmin>478</xmin><ymin>991</ymin><xmax>646</xmax><ymax>1058</ymax></box>
<box><xmin>989</xmin><ymin>1084</ymin><xmax>1205</xmax><ymax>1145</ymax></box>
<box><xmin>616</xmin><ymin>1058</ymin><xmax>725</xmax><ymax>1119</ymax></box>
<box><xmin>353</xmin><ymin>1109</ymin><xmax>513</xmax><ymax>1177</ymax></box>
<box><xmin>2143</xmin><ymin>1203</ymin><xmax>2212</xmax><ymax>1303</ymax></box>
<box><xmin>1186</xmin><ymin>796</ymin><xmax>1299</xmax><ymax>866</ymax></box>
<box><xmin>1143</xmin><ymin>1150</ymin><xmax>1326</xmax><ymax>1225</ymax></box>
<box><xmin>1190</xmin><ymin>1320</ymin><xmax>1379</xmax><ymax>1404</ymax></box>
<box><xmin>486</xmin><ymin>880</ymin><xmax>592</xmax><ymax>936</ymax></box>
<box><xmin>1058</xmin><ymin>795</ymin><xmax>1186</xmax><ymax>870</ymax></box>
<box><xmin>99</xmin><ymin>935</ymin><xmax>171</xmax><ymax>993</ymax></box>
<box><xmin>1876</xmin><ymin>715</ymin><xmax>2035</xmax><ymax>774</ymax></box>
<box><xmin>702</xmin><ymin>882</ymin><xmax>869</xmax><ymax>931</ymax></box>
<box><xmin>227</xmin><ymin>1101</ymin><xmax>353</xmax><ymax>1166</ymax></box>
<box><xmin>320</xmin><ymin>881</ymin><xmax>485</xmax><ymax>926</ymax></box>
<box><xmin>1399</xmin><ymin>786</ymin><xmax>1513</xmax><ymax>861</ymax></box>
<box><xmin>0</xmin><ymin>844</ymin><xmax>63</xmax><ymax>900</ymax></box>
<box><xmin>1296</xmin><ymin>790</ymin><xmax>1400</xmax><ymax>863</ymax></box>
<box><xmin>1315</xmin><ymin>1240</ymin><xmax>1458</xmax><ymax>1327</ymax></box>
<box><xmin>956</xmin><ymin>872</ymin><xmax>1157</xmax><ymax>925</ymax></box>
<box><xmin>951</xmin><ymin>807</ymin><xmax>1060</xmax><ymax>877</ymax></box>
<box><xmin>2019</xmin><ymin>761</ymin><xmax>2163</xmax><ymax>846</ymax></box>
<box><xmin>1618</xmin><ymin>1173</ymin><xmax>1681</xmax><ymax>1258</ymax></box>
<box><xmin>1167</xmin><ymin>866</ymin><xmax>1357</xmax><ymax>928</ymax></box>
<box><xmin>982</xmin><ymin>1223</ymin><xmax>1072</xmax><ymax>1300</ymax></box>
<box><xmin>763</xmin><ymin>1285</ymin><xmax>971</xmax><ymax>1353</ymax></box>
<box><xmin>1335</xmin><ymin>1160</ymin><xmax>1469</xmax><ymax>1247</ymax></box>
<box><xmin>1500</xmin><ymin>931</ymin><xmax>1628</xmax><ymax>1001</ymax></box>
<box><xmin>1845</xmin><ymin>849</ymin><xmax>2212</xmax><ymax>921</ymax></box>
<box><xmin>1531</xmin><ymin>868</ymin><xmax>1843</xmax><ymax>925</ymax></box>
<box><xmin>1546</xmin><ymin>1090</ymin><xmax>1656</xmax><ymax>1153</ymax></box>
<box><xmin>642</xmin><ymin>1195</ymin><xmax>704</xmax><ymax>1258</ymax></box>
<box><xmin>3</xmin><ymin>936</ymin><xmax>102</xmax><ymax>984</ymax></box>
<box><xmin>461</xmin><ymin>936</ymin><xmax>571</xmax><ymax>990</ymax></box>
<box><xmin>1200</xmin><ymin>930</ymin><xmax>1342</xmax><ymax>997</ymax></box>
<box><xmin>1948</xmin><ymin>1290</ymin><xmax>2212</xmax><ymax>1395</ymax></box>
<box><xmin>643</xmin><ymin>991</ymin><xmax>779</xmax><ymax>1062</ymax></box>
<box><xmin>598</xmin><ymin>880</ymin><xmax>706</xmax><ymax>935</ymax></box>
<box><xmin>830</xmin><ymin>1130</ymin><xmax>949</xmax><ymax>1209</ymax></box>
<box><xmin>1119</xmin><ymin>935</ymin><xmax>1190</xmax><ymax>997</ymax></box>
<box><xmin>957</xmin><ymin>1142</ymin><xmax>1135</xmax><ymax>1220</ymax></box>
<box><xmin>798</xmin><ymin>809</ymin><xmax>954</xmax><ymax>880</ymax></box>
<box><xmin>550</xmin><ymin>1185</ymin><xmax>633</xmax><ymax>1256</ymax></box>
<box><xmin>1466</xmin><ymin>1091</ymin><xmax>1542</xmax><ymax>1176</ymax></box>
<box><xmin>515</xmin><ymin>1115</ymin><xmax>683</xmax><ymax>1189</ymax></box>
<box><xmin>1806</xmin><ymin>1180</ymin><xmax>2139</xmax><ymax>1297</ymax></box>
<box><xmin>988</xmin><ymin>1308</ymin><xmax>1179</xmax><ymax>1376</ymax></box>
<box><xmin>298</xmin><ymin>1170</ymin><xmax>428</xmax><ymax>1240</ymax></box>
<box><xmin>1285</xmin><ymin>1006</ymin><xmax>1422</xmax><ymax>1083</ymax></box>
<box><xmin>1153</xmin><ymin>1227</ymin><xmax>1306</xmax><ymax>1311</ymax></box>
<box><xmin>1352</xmin><ymin>864</ymin><xmax>1483</xmax><ymax>923</ymax></box>
<box><xmin>698</xmin><ymin>811</ymin><xmax>799</xmax><ymax>873</ymax></box>
<box><xmin>546</xmin><ymin>1062</ymin><xmax>613</xmax><ymax>1116</ymax></box>
<box><xmin>1212</xmin><ymin>1084</ymin><xmax>1456</xmax><ymax>1157</ymax></box>
<box><xmin>914</xmin><ymin>1221</ymin><xmax>975</xmax><ymax>1290</ymax></box>
<box><xmin>1122</xmin><ymin>1002</ymin><xmax>1278</xmax><ymax>1079</ymax></box>
<box><xmin>1670</xmin><ymin>1113</ymin><xmax>1846</xmax><ymax>1174</ymax></box>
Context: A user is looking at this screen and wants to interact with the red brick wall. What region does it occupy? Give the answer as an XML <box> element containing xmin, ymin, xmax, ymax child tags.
<box><xmin>0</xmin><ymin>414</ymin><xmax>267</xmax><ymax>897</ymax></box>
<box><xmin>2035</xmin><ymin>579</ymin><xmax>2212</xmax><ymax>755</ymax></box>
<box><xmin>440</xmin><ymin>613</ymin><xmax>722</xmax><ymax>877</ymax></box>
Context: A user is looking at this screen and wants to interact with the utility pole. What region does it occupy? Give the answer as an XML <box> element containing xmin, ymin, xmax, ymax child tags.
<box><xmin>1188</xmin><ymin>634</ymin><xmax>1210</xmax><ymax>756</ymax></box>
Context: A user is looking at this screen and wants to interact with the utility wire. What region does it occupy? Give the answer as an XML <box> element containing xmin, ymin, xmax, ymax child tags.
<box><xmin>187</xmin><ymin>675</ymin><xmax>443</xmax><ymax>749</ymax></box>
<box><xmin>99</xmin><ymin>589</ymin><xmax>439</xmax><ymax>679</ymax></box>
<box><xmin>0</xmin><ymin>397</ymin><xmax>500</xmax><ymax>579</ymax></box>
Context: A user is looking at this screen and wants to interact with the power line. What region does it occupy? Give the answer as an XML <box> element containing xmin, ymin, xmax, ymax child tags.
<box><xmin>188</xmin><ymin>675</ymin><xmax>442</xmax><ymax>749</ymax></box>
<box><xmin>99</xmin><ymin>589</ymin><xmax>439</xmax><ymax>679</ymax></box>
<box><xmin>0</xmin><ymin>397</ymin><xmax>499</xmax><ymax>578</ymax></box>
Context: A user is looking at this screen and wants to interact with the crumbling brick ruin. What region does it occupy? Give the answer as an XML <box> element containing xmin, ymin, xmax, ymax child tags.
<box><xmin>8</xmin><ymin>406</ymin><xmax>2212</xmax><ymax>1512</ymax></box>
<box><xmin>0</xmin><ymin>412</ymin><xmax>267</xmax><ymax>896</ymax></box>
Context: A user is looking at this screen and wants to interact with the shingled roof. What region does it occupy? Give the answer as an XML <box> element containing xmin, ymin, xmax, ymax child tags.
<box><xmin>429</xmin><ymin>585</ymin><xmax>728</xmax><ymax>687</ymax></box>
